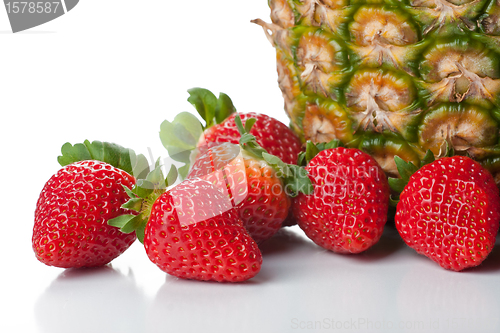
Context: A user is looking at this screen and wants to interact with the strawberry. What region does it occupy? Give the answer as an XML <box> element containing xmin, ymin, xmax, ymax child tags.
<box><xmin>33</xmin><ymin>141</ymin><xmax>150</xmax><ymax>268</ymax></box>
<box><xmin>293</xmin><ymin>141</ymin><xmax>390</xmax><ymax>254</ymax></box>
<box><xmin>186</xmin><ymin>115</ymin><xmax>311</xmax><ymax>243</ymax></box>
<box><xmin>199</xmin><ymin>112</ymin><xmax>302</xmax><ymax>165</ymax></box>
<box><xmin>159</xmin><ymin>88</ymin><xmax>303</xmax><ymax>179</ymax></box>
<box><xmin>392</xmin><ymin>155</ymin><xmax>500</xmax><ymax>271</ymax></box>
<box><xmin>143</xmin><ymin>177</ymin><xmax>262</xmax><ymax>282</ymax></box>
<box><xmin>188</xmin><ymin>142</ymin><xmax>291</xmax><ymax>243</ymax></box>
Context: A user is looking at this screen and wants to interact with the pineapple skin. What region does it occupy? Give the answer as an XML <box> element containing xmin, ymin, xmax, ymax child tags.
<box><xmin>255</xmin><ymin>0</ymin><xmax>500</xmax><ymax>182</ymax></box>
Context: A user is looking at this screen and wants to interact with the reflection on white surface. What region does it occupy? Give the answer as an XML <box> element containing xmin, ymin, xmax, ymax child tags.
<box><xmin>397</xmin><ymin>258</ymin><xmax>500</xmax><ymax>333</ymax></box>
<box><xmin>34</xmin><ymin>266</ymin><xmax>148</xmax><ymax>333</ymax></box>
<box><xmin>22</xmin><ymin>226</ymin><xmax>500</xmax><ymax>333</ymax></box>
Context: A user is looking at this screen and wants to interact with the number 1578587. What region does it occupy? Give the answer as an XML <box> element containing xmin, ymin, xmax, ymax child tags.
<box><xmin>5</xmin><ymin>2</ymin><xmax>61</xmax><ymax>14</ymax></box>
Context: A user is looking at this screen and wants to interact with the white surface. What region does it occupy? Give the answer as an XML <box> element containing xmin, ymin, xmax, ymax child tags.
<box><xmin>2</xmin><ymin>1</ymin><xmax>500</xmax><ymax>333</ymax></box>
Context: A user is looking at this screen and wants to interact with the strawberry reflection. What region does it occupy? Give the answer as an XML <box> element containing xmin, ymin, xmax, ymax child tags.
<box><xmin>34</xmin><ymin>266</ymin><xmax>147</xmax><ymax>333</ymax></box>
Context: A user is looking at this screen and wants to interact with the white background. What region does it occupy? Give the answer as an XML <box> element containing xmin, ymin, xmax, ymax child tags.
<box><xmin>2</xmin><ymin>1</ymin><xmax>500</xmax><ymax>333</ymax></box>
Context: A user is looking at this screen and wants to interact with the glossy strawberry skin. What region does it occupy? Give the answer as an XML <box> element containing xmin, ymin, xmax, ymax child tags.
<box><xmin>395</xmin><ymin>156</ymin><xmax>500</xmax><ymax>271</ymax></box>
<box><xmin>199</xmin><ymin>112</ymin><xmax>303</xmax><ymax>165</ymax></box>
<box><xmin>144</xmin><ymin>178</ymin><xmax>262</xmax><ymax>282</ymax></box>
<box><xmin>33</xmin><ymin>161</ymin><xmax>137</xmax><ymax>268</ymax></box>
<box><xmin>188</xmin><ymin>142</ymin><xmax>291</xmax><ymax>243</ymax></box>
<box><xmin>294</xmin><ymin>147</ymin><xmax>390</xmax><ymax>254</ymax></box>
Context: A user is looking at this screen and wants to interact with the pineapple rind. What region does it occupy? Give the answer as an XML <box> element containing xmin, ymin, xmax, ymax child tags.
<box><xmin>258</xmin><ymin>0</ymin><xmax>500</xmax><ymax>179</ymax></box>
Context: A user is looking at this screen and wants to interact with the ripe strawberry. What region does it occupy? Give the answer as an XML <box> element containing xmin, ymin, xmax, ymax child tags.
<box><xmin>33</xmin><ymin>160</ymin><xmax>137</xmax><ymax>268</ymax></box>
<box><xmin>33</xmin><ymin>140</ymin><xmax>150</xmax><ymax>268</ymax></box>
<box><xmin>293</xmin><ymin>141</ymin><xmax>390</xmax><ymax>254</ymax></box>
<box><xmin>187</xmin><ymin>115</ymin><xmax>312</xmax><ymax>243</ymax></box>
<box><xmin>394</xmin><ymin>155</ymin><xmax>500</xmax><ymax>271</ymax></box>
<box><xmin>188</xmin><ymin>142</ymin><xmax>291</xmax><ymax>243</ymax></box>
<box><xmin>159</xmin><ymin>88</ymin><xmax>303</xmax><ymax>179</ymax></box>
<box><xmin>143</xmin><ymin>177</ymin><xmax>262</xmax><ymax>282</ymax></box>
<box><xmin>199</xmin><ymin>112</ymin><xmax>302</xmax><ymax>165</ymax></box>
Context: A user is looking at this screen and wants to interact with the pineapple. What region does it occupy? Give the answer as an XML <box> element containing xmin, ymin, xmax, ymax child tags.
<box><xmin>253</xmin><ymin>0</ymin><xmax>500</xmax><ymax>182</ymax></box>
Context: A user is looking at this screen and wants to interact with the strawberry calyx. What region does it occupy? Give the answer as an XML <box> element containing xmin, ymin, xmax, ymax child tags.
<box><xmin>108</xmin><ymin>161</ymin><xmax>179</xmax><ymax>243</ymax></box>
<box><xmin>297</xmin><ymin>139</ymin><xmax>343</xmax><ymax>167</ymax></box>
<box><xmin>234</xmin><ymin>115</ymin><xmax>313</xmax><ymax>197</ymax></box>
<box><xmin>388</xmin><ymin>143</ymin><xmax>455</xmax><ymax>205</ymax></box>
<box><xmin>58</xmin><ymin>139</ymin><xmax>150</xmax><ymax>179</ymax></box>
<box><xmin>159</xmin><ymin>88</ymin><xmax>236</xmax><ymax>178</ymax></box>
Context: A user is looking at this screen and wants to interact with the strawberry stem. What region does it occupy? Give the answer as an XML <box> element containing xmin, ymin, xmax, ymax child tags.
<box><xmin>108</xmin><ymin>163</ymin><xmax>179</xmax><ymax>243</ymax></box>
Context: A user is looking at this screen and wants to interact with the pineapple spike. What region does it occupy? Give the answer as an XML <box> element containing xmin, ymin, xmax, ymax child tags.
<box><xmin>251</xmin><ymin>19</ymin><xmax>282</xmax><ymax>46</ymax></box>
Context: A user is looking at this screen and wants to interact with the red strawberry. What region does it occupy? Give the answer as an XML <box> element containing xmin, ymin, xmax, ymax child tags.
<box><xmin>188</xmin><ymin>142</ymin><xmax>291</xmax><ymax>243</ymax></box>
<box><xmin>143</xmin><ymin>177</ymin><xmax>262</xmax><ymax>282</ymax></box>
<box><xmin>394</xmin><ymin>156</ymin><xmax>500</xmax><ymax>271</ymax></box>
<box><xmin>293</xmin><ymin>142</ymin><xmax>390</xmax><ymax>254</ymax></box>
<box><xmin>159</xmin><ymin>88</ymin><xmax>303</xmax><ymax>180</ymax></box>
<box><xmin>199</xmin><ymin>112</ymin><xmax>302</xmax><ymax>165</ymax></box>
<box><xmin>33</xmin><ymin>160</ymin><xmax>137</xmax><ymax>268</ymax></box>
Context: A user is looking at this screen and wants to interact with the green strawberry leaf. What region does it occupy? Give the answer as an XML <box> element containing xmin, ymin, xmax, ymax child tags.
<box><xmin>215</xmin><ymin>92</ymin><xmax>237</xmax><ymax>124</ymax></box>
<box><xmin>121</xmin><ymin>198</ymin><xmax>143</xmax><ymax>212</ymax></box>
<box><xmin>159</xmin><ymin>112</ymin><xmax>203</xmax><ymax>165</ymax></box>
<box><xmin>388</xmin><ymin>154</ymin><xmax>427</xmax><ymax>201</ymax></box>
<box><xmin>120</xmin><ymin>215</ymin><xmax>147</xmax><ymax>234</ymax></box>
<box><xmin>263</xmin><ymin>152</ymin><xmax>313</xmax><ymax>197</ymax></box>
<box><xmin>421</xmin><ymin>149</ymin><xmax>436</xmax><ymax>167</ymax></box>
<box><xmin>262</xmin><ymin>153</ymin><xmax>292</xmax><ymax>178</ymax></box>
<box><xmin>234</xmin><ymin>113</ymin><xmax>246</xmax><ymax>134</ymax></box>
<box><xmin>135</xmin><ymin>220</ymin><xmax>148</xmax><ymax>244</ymax></box>
<box><xmin>133</xmin><ymin>179</ymin><xmax>154</xmax><ymax>198</ymax></box>
<box><xmin>108</xmin><ymin>214</ymin><xmax>136</xmax><ymax>230</ymax></box>
<box><xmin>165</xmin><ymin>164</ymin><xmax>178</xmax><ymax>188</ymax></box>
<box><xmin>299</xmin><ymin>139</ymin><xmax>343</xmax><ymax>166</ymax></box>
<box><xmin>160</xmin><ymin>88</ymin><xmax>238</xmax><ymax>180</ymax></box>
<box><xmin>394</xmin><ymin>156</ymin><xmax>418</xmax><ymax>183</ymax></box>
<box><xmin>187</xmin><ymin>88</ymin><xmax>218</xmax><ymax>128</ymax></box>
<box><xmin>146</xmin><ymin>165</ymin><xmax>167</xmax><ymax>190</ymax></box>
<box><xmin>305</xmin><ymin>141</ymin><xmax>320</xmax><ymax>165</ymax></box>
<box><xmin>388</xmin><ymin>178</ymin><xmax>407</xmax><ymax>194</ymax></box>
<box><xmin>244</xmin><ymin>118</ymin><xmax>257</xmax><ymax>134</ymax></box>
<box><xmin>178</xmin><ymin>164</ymin><xmax>190</xmax><ymax>180</ymax></box>
<box><xmin>58</xmin><ymin>140</ymin><xmax>149</xmax><ymax>178</ymax></box>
